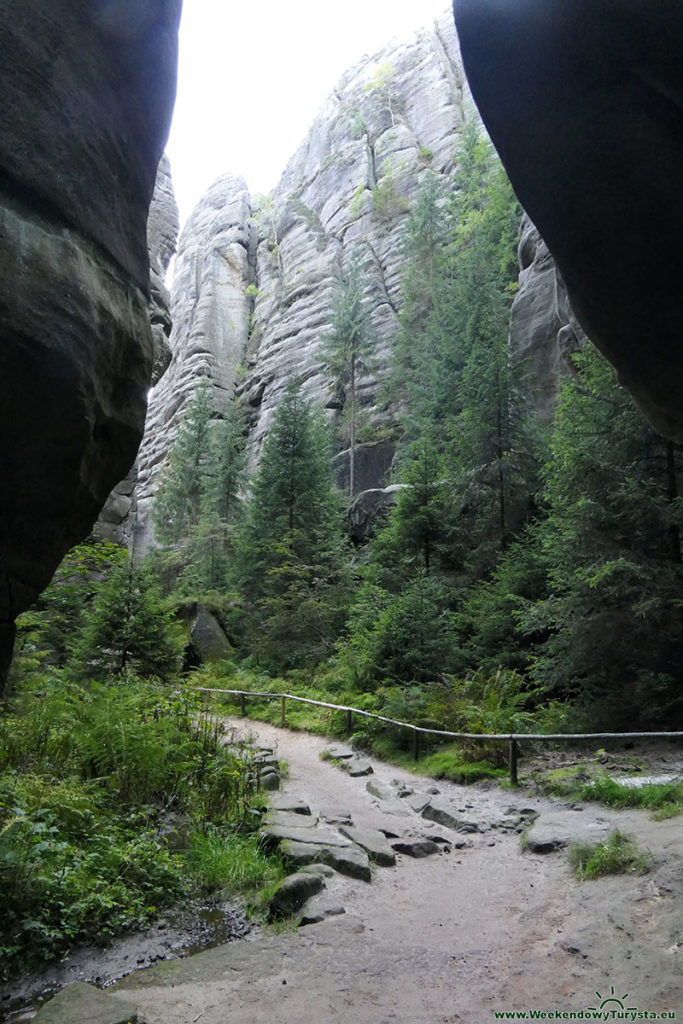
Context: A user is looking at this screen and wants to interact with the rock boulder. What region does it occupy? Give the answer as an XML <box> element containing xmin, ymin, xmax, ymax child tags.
<box><xmin>454</xmin><ymin>0</ymin><xmax>683</xmax><ymax>440</ymax></box>
<box><xmin>0</xmin><ymin>0</ymin><xmax>181</xmax><ymax>688</ymax></box>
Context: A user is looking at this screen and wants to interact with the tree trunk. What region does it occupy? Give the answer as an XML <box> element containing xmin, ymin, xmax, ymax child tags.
<box><xmin>0</xmin><ymin>620</ymin><xmax>16</xmax><ymax>698</ymax></box>
<box><xmin>496</xmin><ymin>386</ymin><xmax>507</xmax><ymax>552</ymax></box>
<box><xmin>349</xmin><ymin>354</ymin><xmax>356</xmax><ymax>498</ymax></box>
<box><xmin>666</xmin><ymin>440</ymin><xmax>681</xmax><ymax>564</ymax></box>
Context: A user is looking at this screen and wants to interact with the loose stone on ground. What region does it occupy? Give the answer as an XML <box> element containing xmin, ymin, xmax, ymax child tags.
<box><xmin>267</xmin><ymin>872</ymin><xmax>324</xmax><ymax>921</ymax></box>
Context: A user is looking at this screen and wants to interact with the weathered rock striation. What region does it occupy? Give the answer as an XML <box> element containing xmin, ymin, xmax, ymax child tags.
<box><xmin>0</xmin><ymin>0</ymin><xmax>182</xmax><ymax>687</ymax></box>
<box><xmin>135</xmin><ymin>10</ymin><xmax>479</xmax><ymax>545</ymax></box>
<box><xmin>96</xmin><ymin>154</ymin><xmax>181</xmax><ymax>546</ymax></box>
<box><xmin>454</xmin><ymin>0</ymin><xmax>683</xmax><ymax>441</ymax></box>
<box><xmin>508</xmin><ymin>216</ymin><xmax>586</xmax><ymax>420</ymax></box>
<box><xmin>136</xmin><ymin>8</ymin><xmax>586</xmax><ymax>550</ymax></box>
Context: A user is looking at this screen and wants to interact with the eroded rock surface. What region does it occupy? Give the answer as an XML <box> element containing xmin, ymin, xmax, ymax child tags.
<box><xmin>134</xmin><ymin>11</ymin><xmax>478</xmax><ymax>546</ymax></box>
<box><xmin>454</xmin><ymin>0</ymin><xmax>683</xmax><ymax>440</ymax></box>
<box><xmin>96</xmin><ymin>154</ymin><xmax>180</xmax><ymax>546</ymax></box>
<box><xmin>0</xmin><ymin>0</ymin><xmax>181</xmax><ymax>684</ymax></box>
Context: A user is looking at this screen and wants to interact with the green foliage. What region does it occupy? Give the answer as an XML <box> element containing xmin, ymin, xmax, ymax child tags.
<box><xmin>569</xmin><ymin>830</ymin><xmax>649</xmax><ymax>879</ymax></box>
<box><xmin>152</xmin><ymin>384</ymin><xmax>246</xmax><ymax>596</ymax></box>
<box><xmin>519</xmin><ymin>344</ymin><xmax>683</xmax><ymax>725</ymax></box>
<box><xmin>318</xmin><ymin>258</ymin><xmax>376</xmax><ymax>496</ymax></box>
<box><xmin>11</xmin><ymin>539</ymin><xmax>127</xmax><ymax>682</ymax></box>
<box><xmin>372</xmin><ymin>176</ymin><xmax>410</xmax><ymax>223</ymax></box>
<box><xmin>154</xmin><ymin>381</ymin><xmax>215</xmax><ymax>546</ymax></box>
<box><xmin>576</xmin><ymin>776</ymin><xmax>683</xmax><ymax>817</ymax></box>
<box><xmin>74</xmin><ymin>557</ymin><xmax>183</xmax><ymax>682</ymax></box>
<box><xmin>0</xmin><ymin>676</ymin><xmax>267</xmax><ymax>974</ymax></box>
<box><xmin>236</xmin><ymin>379</ymin><xmax>350</xmax><ymax>669</ymax></box>
<box><xmin>412</xmin><ymin>747</ymin><xmax>505</xmax><ymax>784</ymax></box>
<box><xmin>363</xmin><ymin>61</ymin><xmax>399</xmax><ymax>125</ymax></box>
<box><xmin>185</xmin><ymin>828</ymin><xmax>283</xmax><ymax>895</ymax></box>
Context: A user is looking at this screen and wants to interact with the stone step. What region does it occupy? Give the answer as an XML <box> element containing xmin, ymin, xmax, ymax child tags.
<box><xmin>32</xmin><ymin>983</ymin><xmax>139</xmax><ymax>1024</ymax></box>
<box><xmin>339</xmin><ymin>825</ymin><xmax>396</xmax><ymax>866</ymax></box>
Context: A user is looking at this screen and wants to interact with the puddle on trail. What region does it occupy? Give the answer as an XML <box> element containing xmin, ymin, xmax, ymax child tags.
<box><xmin>0</xmin><ymin>900</ymin><xmax>256</xmax><ymax>1023</ymax></box>
<box><xmin>614</xmin><ymin>772</ymin><xmax>682</xmax><ymax>788</ymax></box>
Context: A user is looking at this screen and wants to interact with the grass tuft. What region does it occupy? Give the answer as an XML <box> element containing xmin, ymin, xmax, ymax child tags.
<box><xmin>186</xmin><ymin>829</ymin><xmax>284</xmax><ymax>895</ymax></box>
<box><xmin>568</xmin><ymin>830</ymin><xmax>649</xmax><ymax>879</ymax></box>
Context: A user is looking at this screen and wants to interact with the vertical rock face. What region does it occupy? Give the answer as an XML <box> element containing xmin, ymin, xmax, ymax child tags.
<box><xmin>137</xmin><ymin>11</ymin><xmax>476</xmax><ymax>540</ymax></box>
<box><xmin>509</xmin><ymin>216</ymin><xmax>586</xmax><ymax>419</ymax></box>
<box><xmin>453</xmin><ymin>0</ymin><xmax>683</xmax><ymax>440</ymax></box>
<box><xmin>135</xmin><ymin>174</ymin><xmax>255</xmax><ymax>551</ymax></box>
<box><xmin>97</xmin><ymin>154</ymin><xmax>181</xmax><ymax>546</ymax></box>
<box><xmin>0</xmin><ymin>0</ymin><xmax>182</xmax><ymax>684</ymax></box>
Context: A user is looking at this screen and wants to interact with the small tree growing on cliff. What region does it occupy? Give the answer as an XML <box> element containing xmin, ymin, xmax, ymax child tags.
<box><xmin>319</xmin><ymin>261</ymin><xmax>375</xmax><ymax>498</ymax></box>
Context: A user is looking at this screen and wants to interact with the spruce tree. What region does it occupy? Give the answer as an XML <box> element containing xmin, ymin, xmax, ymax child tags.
<box><xmin>521</xmin><ymin>344</ymin><xmax>683</xmax><ymax>725</ymax></box>
<box><xmin>152</xmin><ymin>383</ymin><xmax>246</xmax><ymax>594</ymax></box>
<box><xmin>153</xmin><ymin>381</ymin><xmax>215</xmax><ymax>546</ymax></box>
<box><xmin>237</xmin><ymin>378</ymin><xmax>349</xmax><ymax>669</ymax></box>
<box><xmin>75</xmin><ymin>557</ymin><xmax>183</xmax><ymax>682</ymax></box>
<box><xmin>319</xmin><ymin>260</ymin><xmax>375</xmax><ymax>497</ymax></box>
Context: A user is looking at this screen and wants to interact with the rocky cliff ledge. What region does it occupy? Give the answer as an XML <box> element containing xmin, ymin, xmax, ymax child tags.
<box><xmin>0</xmin><ymin>0</ymin><xmax>182</xmax><ymax>687</ymax></box>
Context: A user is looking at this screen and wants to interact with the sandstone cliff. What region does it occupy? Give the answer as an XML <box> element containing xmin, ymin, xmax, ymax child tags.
<box><xmin>97</xmin><ymin>154</ymin><xmax>181</xmax><ymax>547</ymax></box>
<box><xmin>0</xmin><ymin>0</ymin><xmax>181</xmax><ymax>686</ymax></box>
<box><xmin>135</xmin><ymin>10</ymin><xmax>475</xmax><ymax>546</ymax></box>
<box><xmin>135</xmin><ymin>9</ymin><xmax>580</xmax><ymax>550</ymax></box>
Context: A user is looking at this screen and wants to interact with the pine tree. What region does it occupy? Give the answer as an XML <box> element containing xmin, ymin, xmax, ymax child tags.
<box><xmin>75</xmin><ymin>557</ymin><xmax>183</xmax><ymax>682</ymax></box>
<box><xmin>153</xmin><ymin>381</ymin><xmax>215</xmax><ymax>547</ymax></box>
<box><xmin>521</xmin><ymin>344</ymin><xmax>683</xmax><ymax>725</ymax></box>
<box><xmin>319</xmin><ymin>260</ymin><xmax>375</xmax><ymax>497</ymax></box>
<box><xmin>237</xmin><ymin>378</ymin><xmax>349</xmax><ymax>669</ymax></box>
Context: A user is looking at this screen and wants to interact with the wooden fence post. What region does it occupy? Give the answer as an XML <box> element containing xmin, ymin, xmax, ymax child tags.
<box><xmin>346</xmin><ymin>709</ymin><xmax>353</xmax><ymax>736</ymax></box>
<box><xmin>240</xmin><ymin>693</ymin><xmax>246</xmax><ymax>716</ymax></box>
<box><xmin>509</xmin><ymin>738</ymin><xmax>518</xmax><ymax>786</ymax></box>
<box><xmin>412</xmin><ymin>728</ymin><xmax>420</xmax><ymax>761</ymax></box>
<box><xmin>281</xmin><ymin>696</ymin><xmax>286</xmax><ymax>727</ymax></box>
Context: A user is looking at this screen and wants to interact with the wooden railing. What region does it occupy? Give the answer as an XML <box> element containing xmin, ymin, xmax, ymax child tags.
<box><xmin>195</xmin><ymin>687</ymin><xmax>683</xmax><ymax>785</ymax></box>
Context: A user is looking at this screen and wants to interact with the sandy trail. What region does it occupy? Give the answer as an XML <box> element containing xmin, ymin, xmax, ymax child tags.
<box><xmin>117</xmin><ymin>719</ymin><xmax>683</xmax><ymax>1023</ymax></box>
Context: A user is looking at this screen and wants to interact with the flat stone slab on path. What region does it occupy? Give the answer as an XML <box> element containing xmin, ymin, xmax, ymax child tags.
<box><xmin>266</xmin><ymin>796</ymin><xmax>311</xmax><ymax>815</ymax></box>
<box><xmin>267</xmin><ymin>872</ymin><xmax>324</xmax><ymax>920</ymax></box>
<box><xmin>280</xmin><ymin>839</ymin><xmax>328</xmax><ymax>866</ymax></box>
<box><xmin>324</xmin><ymin>744</ymin><xmax>354</xmax><ymax>759</ymax></box>
<box><xmin>299</xmin><ymin>896</ymin><xmax>346</xmax><ymax>926</ymax></box>
<box><xmin>347</xmin><ymin>759</ymin><xmax>374</xmax><ymax>777</ymax></box>
<box><xmin>339</xmin><ymin>825</ymin><xmax>396</xmax><ymax>866</ymax></box>
<box><xmin>391</xmin><ymin>838</ymin><xmax>441</xmax><ymax>858</ymax></box>
<box><xmin>318</xmin><ymin>806</ymin><xmax>353</xmax><ymax>825</ymax></box>
<box><xmin>262</xmin><ymin>810</ymin><xmax>318</xmax><ymax>829</ymax></box>
<box><xmin>366</xmin><ymin>779</ymin><xmax>395</xmax><ymax>801</ymax></box>
<box><xmin>524</xmin><ymin>811</ymin><xmax>613</xmax><ymax>854</ymax></box>
<box><xmin>260</xmin><ymin>823</ymin><xmax>353</xmax><ymax>849</ymax></box>
<box><xmin>320</xmin><ymin>844</ymin><xmax>372</xmax><ymax>882</ymax></box>
<box><xmin>33</xmin><ymin>982</ymin><xmax>139</xmax><ymax>1024</ymax></box>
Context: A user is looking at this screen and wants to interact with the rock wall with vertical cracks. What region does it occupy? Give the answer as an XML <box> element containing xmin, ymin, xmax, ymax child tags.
<box><xmin>134</xmin><ymin>10</ymin><xmax>477</xmax><ymax>549</ymax></box>
<box><xmin>0</xmin><ymin>0</ymin><xmax>182</xmax><ymax>689</ymax></box>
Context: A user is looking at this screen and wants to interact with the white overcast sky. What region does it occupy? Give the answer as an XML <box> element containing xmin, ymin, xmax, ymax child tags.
<box><xmin>166</xmin><ymin>1</ymin><xmax>451</xmax><ymax>228</ymax></box>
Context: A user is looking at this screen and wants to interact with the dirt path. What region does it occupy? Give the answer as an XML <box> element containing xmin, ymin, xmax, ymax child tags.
<box><xmin>112</xmin><ymin>719</ymin><xmax>683</xmax><ymax>1022</ymax></box>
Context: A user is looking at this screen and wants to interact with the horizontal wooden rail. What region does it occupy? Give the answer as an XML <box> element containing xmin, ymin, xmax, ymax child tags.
<box><xmin>195</xmin><ymin>686</ymin><xmax>683</xmax><ymax>785</ymax></box>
